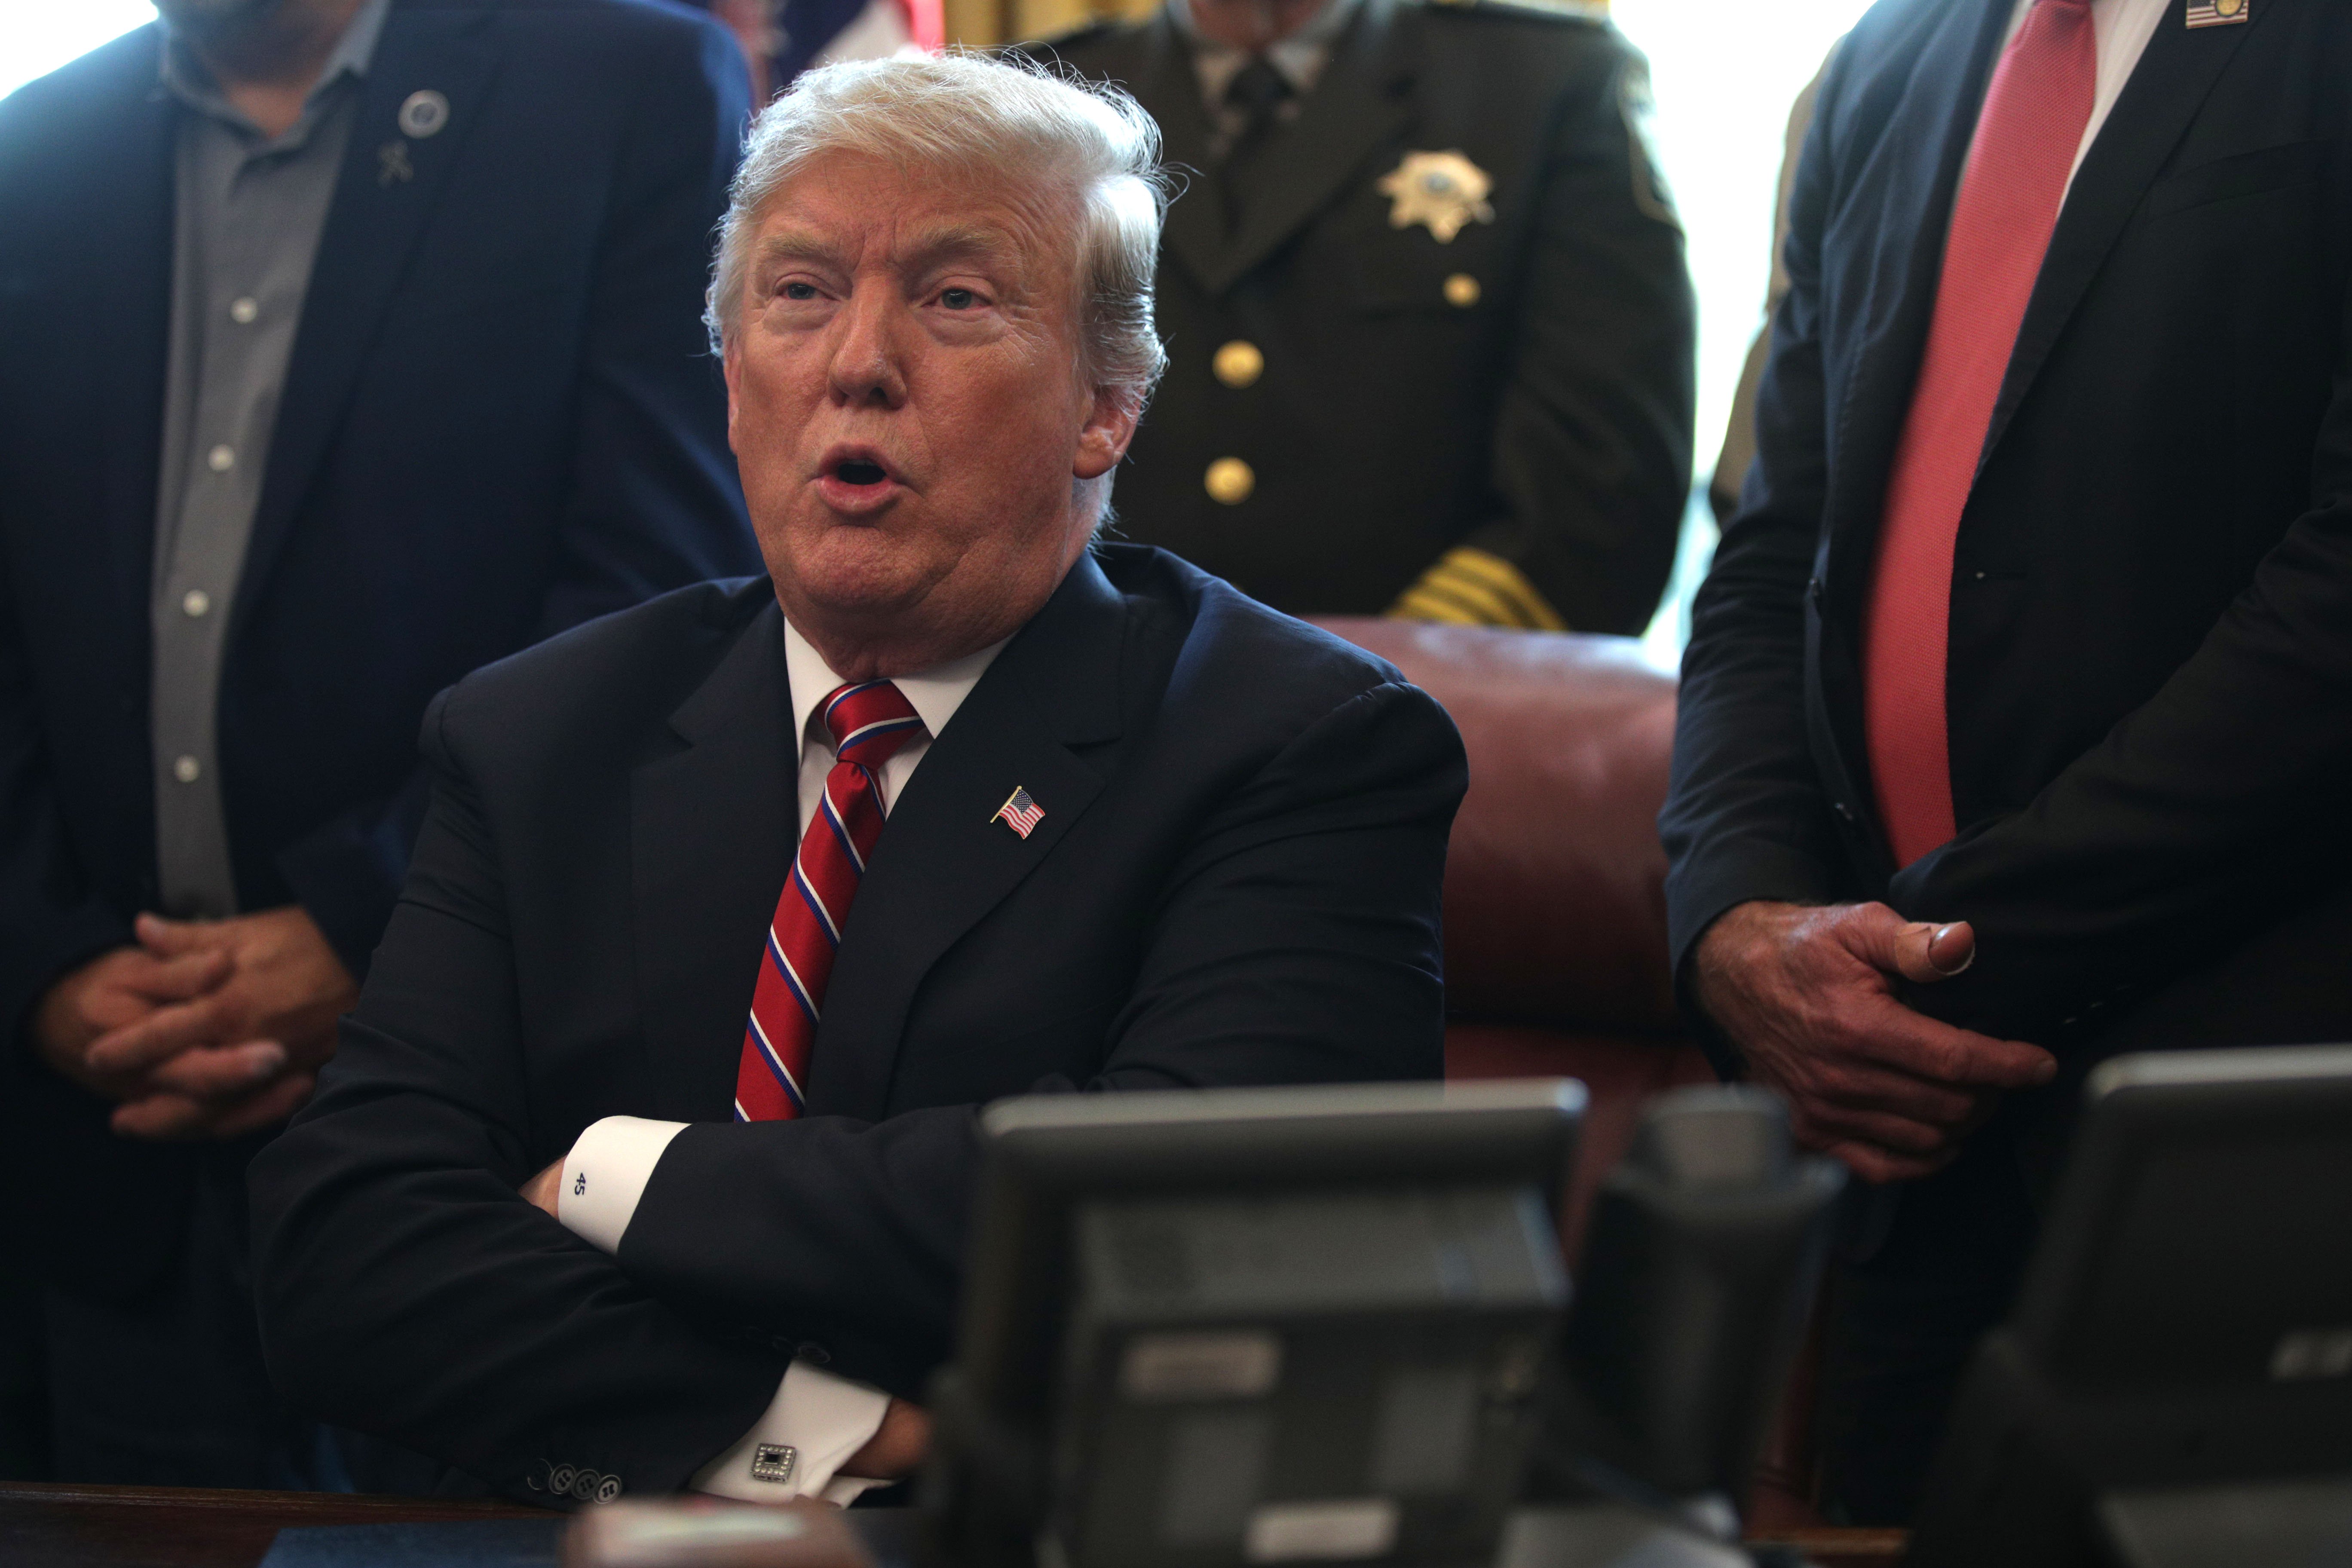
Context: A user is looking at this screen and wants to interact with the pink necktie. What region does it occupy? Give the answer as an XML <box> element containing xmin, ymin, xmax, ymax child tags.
<box><xmin>735</xmin><ymin>681</ymin><xmax>924</xmax><ymax>1123</ymax></box>
<box><xmin>1863</xmin><ymin>0</ymin><xmax>2097</xmax><ymax>867</ymax></box>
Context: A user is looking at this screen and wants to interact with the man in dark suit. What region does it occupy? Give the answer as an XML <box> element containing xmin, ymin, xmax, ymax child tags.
<box><xmin>1029</xmin><ymin>0</ymin><xmax>1695</xmax><ymax>634</ymax></box>
<box><xmin>0</xmin><ymin>0</ymin><xmax>759</xmax><ymax>1485</ymax></box>
<box><xmin>249</xmin><ymin>54</ymin><xmax>1464</xmax><ymax>1507</ymax></box>
<box><xmin>1660</xmin><ymin>0</ymin><xmax>2352</xmax><ymax>1523</ymax></box>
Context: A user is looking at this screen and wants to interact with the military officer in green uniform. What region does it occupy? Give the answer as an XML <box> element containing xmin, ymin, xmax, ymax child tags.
<box><xmin>1026</xmin><ymin>0</ymin><xmax>1695</xmax><ymax>632</ymax></box>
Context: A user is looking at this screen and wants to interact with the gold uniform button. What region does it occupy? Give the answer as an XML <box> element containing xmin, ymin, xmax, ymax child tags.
<box><xmin>1443</xmin><ymin>273</ymin><xmax>1481</xmax><ymax>308</ymax></box>
<box><xmin>1212</xmin><ymin>339</ymin><xmax>1264</xmax><ymax>388</ymax></box>
<box><xmin>1204</xmin><ymin>457</ymin><xmax>1255</xmax><ymax>505</ymax></box>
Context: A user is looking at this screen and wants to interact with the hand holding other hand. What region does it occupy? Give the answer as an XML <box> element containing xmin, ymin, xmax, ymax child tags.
<box><xmin>1692</xmin><ymin>900</ymin><xmax>2057</xmax><ymax>1183</ymax></box>
<box><xmin>52</xmin><ymin>907</ymin><xmax>358</xmax><ymax>1139</ymax></box>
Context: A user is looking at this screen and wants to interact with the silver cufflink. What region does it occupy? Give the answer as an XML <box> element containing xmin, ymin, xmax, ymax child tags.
<box><xmin>750</xmin><ymin>1442</ymin><xmax>799</xmax><ymax>1484</ymax></box>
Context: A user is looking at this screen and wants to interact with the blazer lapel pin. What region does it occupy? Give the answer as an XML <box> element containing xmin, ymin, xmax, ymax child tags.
<box><xmin>380</xmin><ymin>90</ymin><xmax>450</xmax><ymax>186</ymax></box>
<box><xmin>2185</xmin><ymin>0</ymin><xmax>2247</xmax><ymax>26</ymax></box>
<box><xmin>398</xmin><ymin>90</ymin><xmax>451</xmax><ymax>139</ymax></box>
<box><xmin>990</xmin><ymin>786</ymin><xmax>1045</xmax><ymax>840</ymax></box>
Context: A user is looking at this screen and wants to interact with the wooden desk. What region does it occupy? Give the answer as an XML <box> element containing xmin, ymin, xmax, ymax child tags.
<box><xmin>0</xmin><ymin>1483</ymin><xmax>541</xmax><ymax>1568</ymax></box>
<box><xmin>1746</xmin><ymin>1528</ymin><xmax>1908</xmax><ymax>1567</ymax></box>
<box><xmin>0</xmin><ymin>1483</ymin><xmax>1908</xmax><ymax>1568</ymax></box>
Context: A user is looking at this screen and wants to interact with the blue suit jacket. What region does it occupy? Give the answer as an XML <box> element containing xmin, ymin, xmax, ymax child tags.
<box><xmin>249</xmin><ymin>548</ymin><xmax>1464</xmax><ymax>1503</ymax></box>
<box><xmin>0</xmin><ymin>0</ymin><xmax>763</xmax><ymax>1295</ymax></box>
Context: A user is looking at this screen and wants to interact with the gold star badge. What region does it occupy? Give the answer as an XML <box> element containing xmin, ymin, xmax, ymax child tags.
<box><xmin>1376</xmin><ymin>151</ymin><xmax>1496</xmax><ymax>244</ymax></box>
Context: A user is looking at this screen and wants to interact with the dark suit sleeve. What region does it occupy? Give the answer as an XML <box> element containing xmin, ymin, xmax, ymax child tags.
<box><xmin>0</xmin><ymin>542</ymin><xmax>133</xmax><ymax>1050</ymax></box>
<box><xmin>1888</xmin><ymin>270</ymin><xmax>2352</xmax><ymax>1042</ymax></box>
<box><xmin>251</xmin><ymin>693</ymin><xmax>788</xmax><ymax>1506</ymax></box>
<box><xmin>1419</xmin><ymin>37</ymin><xmax>1695</xmax><ymax>636</ymax></box>
<box><xmin>273</xmin><ymin>20</ymin><xmax>759</xmax><ymax>979</ymax></box>
<box><xmin>613</xmin><ymin>680</ymin><xmax>1466</xmax><ymax>1400</ymax></box>
<box><xmin>1657</xmin><ymin>71</ymin><xmax>1853</xmax><ymax>1001</ymax></box>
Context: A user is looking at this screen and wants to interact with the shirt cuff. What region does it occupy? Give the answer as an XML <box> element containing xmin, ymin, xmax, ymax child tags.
<box><xmin>555</xmin><ymin>1115</ymin><xmax>688</xmax><ymax>1254</ymax></box>
<box><xmin>692</xmin><ymin>1361</ymin><xmax>894</xmax><ymax>1505</ymax></box>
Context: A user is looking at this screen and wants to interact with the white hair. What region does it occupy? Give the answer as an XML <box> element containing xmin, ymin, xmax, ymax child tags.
<box><xmin>704</xmin><ymin>52</ymin><xmax>1170</xmax><ymax>415</ymax></box>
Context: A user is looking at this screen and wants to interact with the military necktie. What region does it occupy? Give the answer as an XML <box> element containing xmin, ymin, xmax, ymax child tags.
<box><xmin>1220</xmin><ymin>55</ymin><xmax>1293</xmax><ymax>236</ymax></box>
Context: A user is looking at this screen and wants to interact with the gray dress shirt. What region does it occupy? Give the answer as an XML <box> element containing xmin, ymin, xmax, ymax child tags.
<box><xmin>149</xmin><ymin>0</ymin><xmax>391</xmax><ymax>919</ymax></box>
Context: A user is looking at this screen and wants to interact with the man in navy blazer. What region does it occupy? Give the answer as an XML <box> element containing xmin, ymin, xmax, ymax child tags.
<box><xmin>0</xmin><ymin>0</ymin><xmax>758</xmax><ymax>1484</ymax></box>
<box><xmin>1662</xmin><ymin>0</ymin><xmax>2352</xmax><ymax>1522</ymax></box>
<box><xmin>250</xmin><ymin>55</ymin><xmax>1462</xmax><ymax>1507</ymax></box>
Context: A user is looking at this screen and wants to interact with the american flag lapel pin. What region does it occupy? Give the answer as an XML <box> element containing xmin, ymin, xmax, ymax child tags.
<box><xmin>2185</xmin><ymin>0</ymin><xmax>2247</xmax><ymax>27</ymax></box>
<box><xmin>991</xmin><ymin>786</ymin><xmax>1045</xmax><ymax>839</ymax></box>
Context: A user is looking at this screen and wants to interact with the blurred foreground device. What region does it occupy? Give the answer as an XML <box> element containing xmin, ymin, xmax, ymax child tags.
<box><xmin>1529</xmin><ymin>1087</ymin><xmax>1842</xmax><ymax>1530</ymax></box>
<box><xmin>566</xmin><ymin>1500</ymin><xmax>874</xmax><ymax>1568</ymax></box>
<box><xmin>1908</xmin><ymin>1044</ymin><xmax>2352</xmax><ymax>1568</ymax></box>
<box><xmin>924</xmin><ymin>1081</ymin><xmax>1583</xmax><ymax>1568</ymax></box>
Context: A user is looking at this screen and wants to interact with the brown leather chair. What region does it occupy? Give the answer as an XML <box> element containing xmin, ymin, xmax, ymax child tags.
<box><xmin>1315</xmin><ymin>619</ymin><xmax>1826</xmax><ymax>1528</ymax></box>
<box><xmin>1311</xmin><ymin>619</ymin><xmax>1715</xmax><ymax>1248</ymax></box>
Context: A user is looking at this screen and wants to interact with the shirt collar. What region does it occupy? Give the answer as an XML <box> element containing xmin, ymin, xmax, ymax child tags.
<box><xmin>1173</xmin><ymin>0</ymin><xmax>1362</xmax><ymax>98</ymax></box>
<box><xmin>160</xmin><ymin>0</ymin><xmax>394</xmax><ymax>138</ymax></box>
<box><xmin>781</xmin><ymin>617</ymin><xmax>1009</xmax><ymax>763</ymax></box>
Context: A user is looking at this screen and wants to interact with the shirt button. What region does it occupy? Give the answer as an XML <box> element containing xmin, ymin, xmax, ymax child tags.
<box><xmin>172</xmin><ymin>756</ymin><xmax>202</xmax><ymax>784</ymax></box>
<box><xmin>1204</xmin><ymin>457</ymin><xmax>1255</xmax><ymax>505</ymax></box>
<box><xmin>1443</xmin><ymin>273</ymin><xmax>1481</xmax><ymax>308</ymax></box>
<box><xmin>207</xmin><ymin>444</ymin><xmax>236</xmax><ymax>473</ymax></box>
<box><xmin>229</xmin><ymin>297</ymin><xmax>259</xmax><ymax>325</ymax></box>
<box><xmin>181</xmin><ymin>589</ymin><xmax>211</xmax><ymax>618</ymax></box>
<box><xmin>1211</xmin><ymin>340</ymin><xmax>1264</xmax><ymax>388</ymax></box>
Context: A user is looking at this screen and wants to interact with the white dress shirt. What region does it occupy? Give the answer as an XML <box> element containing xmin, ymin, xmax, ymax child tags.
<box><xmin>556</xmin><ymin>618</ymin><xmax>1006</xmax><ymax>1504</ymax></box>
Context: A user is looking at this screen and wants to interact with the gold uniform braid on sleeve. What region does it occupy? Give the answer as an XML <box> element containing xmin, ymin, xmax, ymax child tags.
<box><xmin>1387</xmin><ymin>546</ymin><xmax>1569</xmax><ymax>631</ymax></box>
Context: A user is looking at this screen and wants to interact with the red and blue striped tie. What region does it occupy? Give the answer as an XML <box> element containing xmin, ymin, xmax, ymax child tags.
<box><xmin>735</xmin><ymin>680</ymin><xmax>925</xmax><ymax>1122</ymax></box>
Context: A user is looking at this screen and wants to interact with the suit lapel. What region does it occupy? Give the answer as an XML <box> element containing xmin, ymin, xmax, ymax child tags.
<box><xmin>807</xmin><ymin>555</ymin><xmax>1129</xmax><ymax>1121</ymax></box>
<box><xmin>1977</xmin><ymin>2</ymin><xmax>2270</xmax><ymax>470</ymax></box>
<box><xmin>1196</xmin><ymin>0</ymin><xmax>1416</xmax><ymax>297</ymax></box>
<box><xmin>1822</xmin><ymin>0</ymin><xmax>2015</xmax><ymax>591</ymax></box>
<box><xmin>1141</xmin><ymin>15</ymin><xmax>1230</xmax><ymax>298</ymax></box>
<box><xmin>232</xmin><ymin>0</ymin><xmax>501</xmax><ymax>638</ymax></box>
<box><xmin>89</xmin><ymin>37</ymin><xmax>179</xmax><ymax>656</ymax></box>
<box><xmin>631</xmin><ymin>603</ymin><xmax>800</xmax><ymax>1123</ymax></box>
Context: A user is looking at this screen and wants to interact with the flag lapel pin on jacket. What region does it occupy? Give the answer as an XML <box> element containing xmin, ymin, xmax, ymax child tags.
<box><xmin>991</xmin><ymin>786</ymin><xmax>1045</xmax><ymax>839</ymax></box>
<box><xmin>2185</xmin><ymin>0</ymin><xmax>2246</xmax><ymax>27</ymax></box>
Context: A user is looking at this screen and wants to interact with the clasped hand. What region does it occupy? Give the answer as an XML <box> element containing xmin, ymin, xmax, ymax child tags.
<box><xmin>1693</xmin><ymin>900</ymin><xmax>2058</xmax><ymax>1184</ymax></box>
<box><xmin>31</xmin><ymin>907</ymin><xmax>357</xmax><ymax>1140</ymax></box>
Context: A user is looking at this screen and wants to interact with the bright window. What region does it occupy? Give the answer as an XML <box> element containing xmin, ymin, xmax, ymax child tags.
<box><xmin>1611</xmin><ymin>0</ymin><xmax>1878</xmax><ymax>662</ymax></box>
<box><xmin>0</xmin><ymin>3</ymin><xmax>155</xmax><ymax>102</ymax></box>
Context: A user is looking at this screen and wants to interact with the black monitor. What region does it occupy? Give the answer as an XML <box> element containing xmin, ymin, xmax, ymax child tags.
<box><xmin>1907</xmin><ymin>1044</ymin><xmax>2352</xmax><ymax>1568</ymax></box>
<box><xmin>923</xmin><ymin>1080</ymin><xmax>1583</xmax><ymax>1568</ymax></box>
